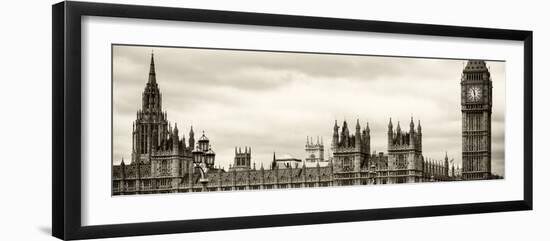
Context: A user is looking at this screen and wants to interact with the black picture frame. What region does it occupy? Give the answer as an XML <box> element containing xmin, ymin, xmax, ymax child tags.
<box><xmin>52</xmin><ymin>1</ymin><xmax>533</xmax><ymax>240</ymax></box>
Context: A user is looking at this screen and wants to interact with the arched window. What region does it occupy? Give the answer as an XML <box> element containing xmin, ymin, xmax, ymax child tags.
<box><xmin>160</xmin><ymin>160</ymin><xmax>169</xmax><ymax>175</ymax></box>
<box><xmin>342</xmin><ymin>157</ymin><xmax>352</xmax><ymax>171</ymax></box>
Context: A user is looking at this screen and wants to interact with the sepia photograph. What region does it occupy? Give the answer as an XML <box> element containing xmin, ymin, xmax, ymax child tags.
<box><xmin>111</xmin><ymin>44</ymin><xmax>505</xmax><ymax>195</ymax></box>
<box><xmin>48</xmin><ymin>2</ymin><xmax>535</xmax><ymax>240</ymax></box>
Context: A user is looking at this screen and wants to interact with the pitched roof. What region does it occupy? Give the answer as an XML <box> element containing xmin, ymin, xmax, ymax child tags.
<box><xmin>463</xmin><ymin>60</ymin><xmax>488</xmax><ymax>73</ymax></box>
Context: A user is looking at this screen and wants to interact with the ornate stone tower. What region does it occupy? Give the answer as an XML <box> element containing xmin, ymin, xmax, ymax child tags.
<box><xmin>131</xmin><ymin>52</ymin><xmax>169</xmax><ymax>164</ymax></box>
<box><xmin>305</xmin><ymin>136</ymin><xmax>325</xmax><ymax>166</ymax></box>
<box><xmin>387</xmin><ymin>117</ymin><xmax>423</xmax><ymax>183</ymax></box>
<box><xmin>231</xmin><ymin>146</ymin><xmax>252</xmax><ymax>171</ymax></box>
<box><xmin>331</xmin><ymin>119</ymin><xmax>370</xmax><ymax>185</ymax></box>
<box><xmin>127</xmin><ymin>52</ymin><xmax>197</xmax><ymax>191</ymax></box>
<box><xmin>461</xmin><ymin>60</ymin><xmax>493</xmax><ymax>180</ymax></box>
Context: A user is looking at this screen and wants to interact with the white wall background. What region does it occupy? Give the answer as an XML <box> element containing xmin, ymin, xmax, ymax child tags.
<box><xmin>0</xmin><ymin>0</ymin><xmax>547</xmax><ymax>240</ymax></box>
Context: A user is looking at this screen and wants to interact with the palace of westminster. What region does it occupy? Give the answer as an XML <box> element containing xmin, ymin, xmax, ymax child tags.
<box><xmin>112</xmin><ymin>53</ymin><xmax>500</xmax><ymax>195</ymax></box>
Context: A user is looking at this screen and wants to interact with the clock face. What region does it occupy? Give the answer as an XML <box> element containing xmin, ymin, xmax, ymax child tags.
<box><xmin>467</xmin><ymin>86</ymin><xmax>482</xmax><ymax>102</ymax></box>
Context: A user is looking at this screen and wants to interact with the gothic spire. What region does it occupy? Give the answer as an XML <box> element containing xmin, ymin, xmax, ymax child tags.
<box><xmin>355</xmin><ymin>119</ymin><xmax>361</xmax><ymax>149</ymax></box>
<box><xmin>333</xmin><ymin>120</ymin><xmax>339</xmax><ymax>138</ymax></box>
<box><xmin>332</xmin><ymin>120</ymin><xmax>339</xmax><ymax>147</ymax></box>
<box><xmin>188</xmin><ymin>125</ymin><xmax>195</xmax><ymax>150</ymax></box>
<box><xmin>148</xmin><ymin>51</ymin><xmax>156</xmax><ymax>84</ymax></box>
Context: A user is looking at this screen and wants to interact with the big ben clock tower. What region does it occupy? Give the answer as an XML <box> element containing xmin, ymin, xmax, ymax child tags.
<box><xmin>461</xmin><ymin>60</ymin><xmax>493</xmax><ymax>180</ymax></box>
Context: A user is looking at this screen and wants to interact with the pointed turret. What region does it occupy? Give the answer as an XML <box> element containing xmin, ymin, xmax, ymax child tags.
<box><xmin>342</xmin><ymin>120</ymin><xmax>348</xmax><ymax>135</ymax></box>
<box><xmin>417</xmin><ymin>120</ymin><xmax>422</xmax><ymax>134</ymax></box>
<box><xmin>364</xmin><ymin>122</ymin><xmax>371</xmax><ymax>153</ymax></box>
<box><xmin>444</xmin><ymin>152</ymin><xmax>449</xmax><ymax>175</ymax></box>
<box><xmin>332</xmin><ymin>120</ymin><xmax>339</xmax><ymax>148</ymax></box>
<box><xmin>388</xmin><ymin>118</ymin><xmax>393</xmax><ymax>146</ymax></box>
<box><xmin>410</xmin><ymin>116</ymin><xmax>415</xmax><ymax>132</ymax></box>
<box><xmin>355</xmin><ymin>119</ymin><xmax>361</xmax><ymax>149</ymax></box>
<box><xmin>341</xmin><ymin>120</ymin><xmax>349</xmax><ymax>146</ymax></box>
<box><xmin>148</xmin><ymin>51</ymin><xmax>156</xmax><ymax>84</ymax></box>
<box><xmin>141</xmin><ymin>51</ymin><xmax>162</xmax><ymax>114</ymax></box>
<box><xmin>172</xmin><ymin>123</ymin><xmax>179</xmax><ymax>149</ymax></box>
<box><xmin>188</xmin><ymin>126</ymin><xmax>195</xmax><ymax>150</ymax></box>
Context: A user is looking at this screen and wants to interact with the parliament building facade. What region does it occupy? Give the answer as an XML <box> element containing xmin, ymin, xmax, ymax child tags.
<box><xmin>112</xmin><ymin>54</ymin><xmax>495</xmax><ymax>195</ymax></box>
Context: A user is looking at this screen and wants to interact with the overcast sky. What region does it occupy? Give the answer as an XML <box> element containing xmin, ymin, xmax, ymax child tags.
<box><xmin>112</xmin><ymin>45</ymin><xmax>505</xmax><ymax>176</ymax></box>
